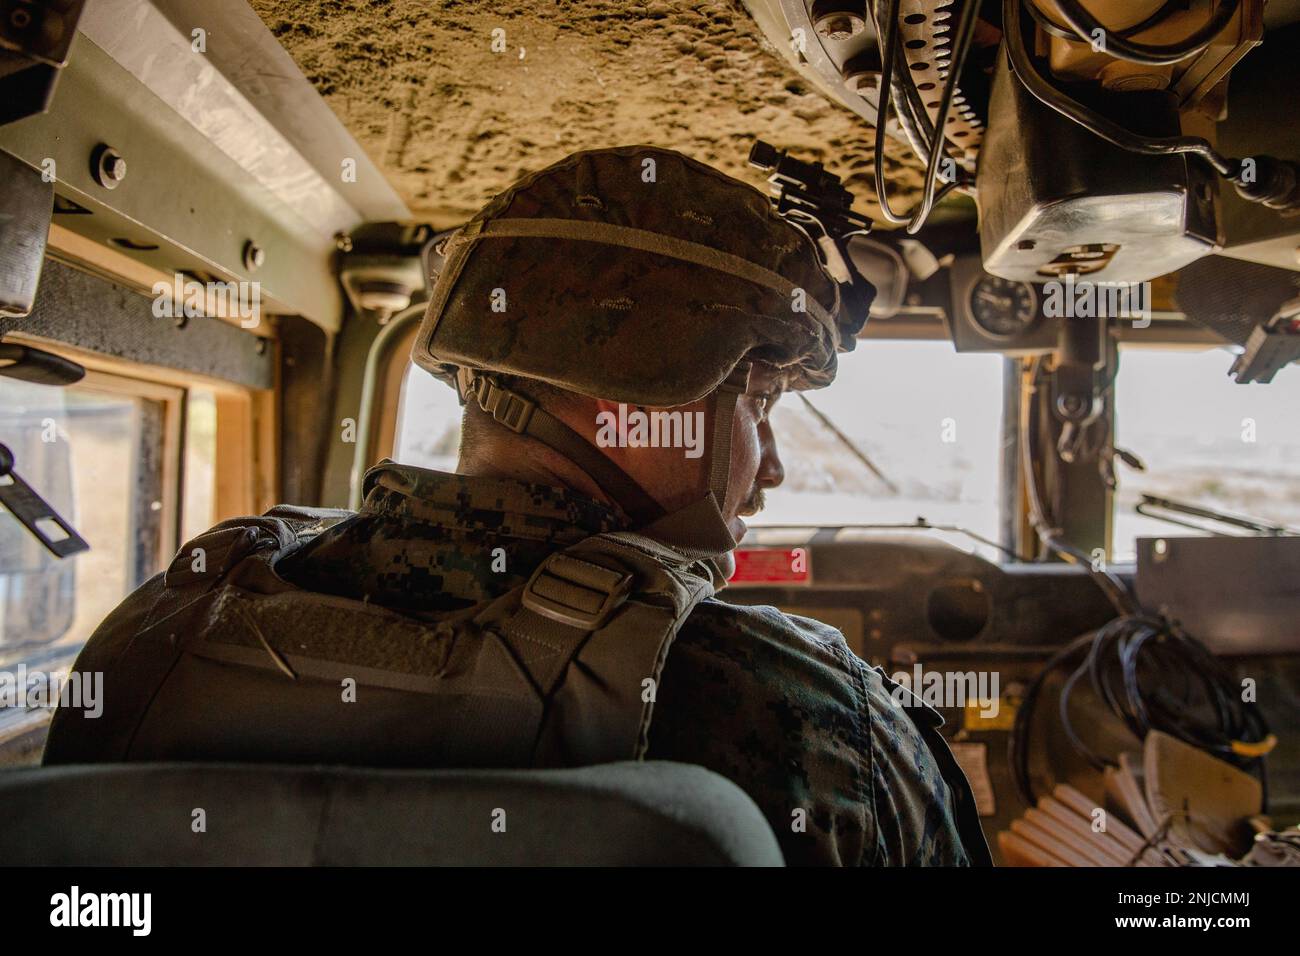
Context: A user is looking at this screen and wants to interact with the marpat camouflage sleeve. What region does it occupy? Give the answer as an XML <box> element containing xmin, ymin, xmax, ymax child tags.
<box><xmin>646</xmin><ymin>600</ymin><xmax>971</xmax><ymax>867</ymax></box>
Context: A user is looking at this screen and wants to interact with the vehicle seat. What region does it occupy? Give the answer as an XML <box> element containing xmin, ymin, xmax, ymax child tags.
<box><xmin>0</xmin><ymin>760</ymin><xmax>784</xmax><ymax>866</ymax></box>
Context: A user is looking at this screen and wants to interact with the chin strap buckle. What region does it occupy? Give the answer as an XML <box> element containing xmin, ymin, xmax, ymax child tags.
<box><xmin>461</xmin><ymin>371</ymin><xmax>536</xmax><ymax>434</ymax></box>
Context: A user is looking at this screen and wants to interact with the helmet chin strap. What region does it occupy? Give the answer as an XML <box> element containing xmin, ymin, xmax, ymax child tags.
<box><xmin>457</xmin><ymin>364</ymin><xmax>750</xmax><ymax>570</ymax></box>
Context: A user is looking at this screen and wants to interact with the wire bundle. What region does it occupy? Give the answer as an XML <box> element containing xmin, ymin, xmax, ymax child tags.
<box><xmin>867</xmin><ymin>0</ymin><xmax>982</xmax><ymax>233</ymax></box>
<box><xmin>1043</xmin><ymin>0</ymin><xmax>1242</xmax><ymax>66</ymax></box>
<box><xmin>1011</xmin><ymin>614</ymin><xmax>1274</xmax><ymax>806</ymax></box>
<box><xmin>1011</xmin><ymin>359</ymin><xmax>1274</xmax><ymax>806</ymax></box>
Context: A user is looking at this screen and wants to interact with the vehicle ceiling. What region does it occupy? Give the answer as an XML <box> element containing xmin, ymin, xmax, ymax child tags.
<box><xmin>249</xmin><ymin>0</ymin><xmax>925</xmax><ymax>229</ymax></box>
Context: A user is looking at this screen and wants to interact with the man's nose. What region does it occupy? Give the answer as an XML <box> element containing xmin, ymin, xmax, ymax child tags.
<box><xmin>756</xmin><ymin>421</ymin><xmax>784</xmax><ymax>490</ymax></box>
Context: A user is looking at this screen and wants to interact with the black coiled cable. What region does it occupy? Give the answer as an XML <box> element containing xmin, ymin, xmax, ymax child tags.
<box><xmin>1003</xmin><ymin>0</ymin><xmax>1242</xmax><ymax>178</ymax></box>
<box><xmin>1011</xmin><ymin>359</ymin><xmax>1274</xmax><ymax>806</ymax></box>
<box><xmin>1023</xmin><ymin>0</ymin><xmax>1185</xmax><ymax>44</ymax></box>
<box><xmin>1011</xmin><ymin>615</ymin><xmax>1273</xmax><ymax>806</ymax></box>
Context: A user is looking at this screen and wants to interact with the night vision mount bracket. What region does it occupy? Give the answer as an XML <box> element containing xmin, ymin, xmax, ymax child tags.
<box><xmin>748</xmin><ymin>140</ymin><xmax>876</xmax><ymax>325</ymax></box>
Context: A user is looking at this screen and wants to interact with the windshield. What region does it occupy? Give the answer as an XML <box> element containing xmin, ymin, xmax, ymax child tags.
<box><xmin>758</xmin><ymin>340</ymin><xmax>1008</xmax><ymax>556</ymax></box>
<box><xmin>1111</xmin><ymin>344</ymin><xmax>1300</xmax><ymax>561</ymax></box>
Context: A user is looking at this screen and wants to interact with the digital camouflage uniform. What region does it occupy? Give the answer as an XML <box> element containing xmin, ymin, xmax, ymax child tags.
<box><xmin>274</xmin><ymin>460</ymin><xmax>972</xmax><ymax>866</ymax></box>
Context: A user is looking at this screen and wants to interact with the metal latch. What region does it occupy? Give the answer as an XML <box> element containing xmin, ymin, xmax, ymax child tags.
<box><xmin>0</xmin><ymin>442</ymin><xmax>89</xmax><ymax>559</ymax></box>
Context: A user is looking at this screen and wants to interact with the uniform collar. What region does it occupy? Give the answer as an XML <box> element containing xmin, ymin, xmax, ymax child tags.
<box><xmin>359</xmin><ymin>460</ymin><xmax>628</xmax><ymax>540</ymax></box>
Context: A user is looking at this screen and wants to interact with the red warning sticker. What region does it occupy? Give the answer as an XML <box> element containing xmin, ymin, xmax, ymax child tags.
<box><xmin>728</xmin><ymin>547</ymin><xmax>811</xmax><ymax>586</ymax></box>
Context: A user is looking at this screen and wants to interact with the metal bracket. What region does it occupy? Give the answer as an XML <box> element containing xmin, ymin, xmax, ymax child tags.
<box><xmin>1228</xmin><ymin>299</ymin><xmax>1300</xmax><ymax>383</ymax></box>
<box><xmin>0</xmin><ymin>0</ymin><xmax>411</xmax><ymax>331</ymax></box>
<box><xmin>0</xmin><ymin>0</ymin><xmax>87</xmax><ymax>126</ymax></box>
<box><xmin>0</xmin><ymin>443</ymin><xmax>88</xmax><ymax>559</ymax></box>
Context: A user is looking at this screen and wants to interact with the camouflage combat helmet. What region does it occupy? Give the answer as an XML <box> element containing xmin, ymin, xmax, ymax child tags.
<box><xmin>411</xmin><ymin>144</ymin><xmax>871</xmax><ymax>553</ymax></box>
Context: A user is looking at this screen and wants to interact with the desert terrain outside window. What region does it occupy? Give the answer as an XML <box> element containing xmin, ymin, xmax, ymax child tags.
<box><xmin>1111</xmin><ymin>344</ymin><xmax>1300</xmax><ymax>562</ymax></box>
<box><xmin>757</xmin><ymin>341</ymin><xmax>1007</xmax><ymax>558</ymax></box>
<box><xmin>393</xmin><ymin>341</ymin><xmax>1008</xmax><ymax>558</ymax></box>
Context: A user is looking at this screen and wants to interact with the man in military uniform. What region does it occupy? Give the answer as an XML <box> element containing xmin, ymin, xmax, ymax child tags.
<box><xmin>45</xmin><ymin>146</ymin><xmax>990</xmax><ymax>866</ymax></box>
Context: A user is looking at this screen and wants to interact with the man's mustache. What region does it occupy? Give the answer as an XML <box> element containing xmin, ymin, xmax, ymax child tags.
<box><xmin>738</xmin><ymin>488</ymin><xmax>765</xmax><ymax>517</ymax></box>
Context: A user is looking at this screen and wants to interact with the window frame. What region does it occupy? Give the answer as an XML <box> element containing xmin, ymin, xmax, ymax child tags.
<box><xmin>73</xmin><ymin>368</ymin><xmax>186</xmax><ymax>561</ymax></box>
<box><xmin>0</xmin><ymin>366</ymin><xmax>179</xmax><ymax>757</ymax></box>
<box><xmin>349</xmin><ymin>305</ymin><xmax>424</xmax><ymax>509</ymax></box>
<box><xmin>1</xmin><ymin>332</ymin><xmax>275</xmax><ymax>522</ymax></box>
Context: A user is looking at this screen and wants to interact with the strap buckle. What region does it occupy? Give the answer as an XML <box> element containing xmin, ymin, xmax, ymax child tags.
<box><xmin>522</xmin><ymin>552</ymin><xmax>633</xmax><ymax>630</ymax></box>
<box><xmin>467</xmin><ymin>374</ymin><xmax>536</xmax><ymax>433</ymax></box>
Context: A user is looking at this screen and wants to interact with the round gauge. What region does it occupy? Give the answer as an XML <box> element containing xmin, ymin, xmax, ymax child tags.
<box><xmin>967</xmin><ymin>275</ymin><xmax>1039</xmax><ymax>340</ymax></box>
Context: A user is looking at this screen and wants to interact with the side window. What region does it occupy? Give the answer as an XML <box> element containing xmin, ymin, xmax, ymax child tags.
<box><xmin>0</xmin><ymin>378</ymin><xmax>168</xmax><ymax>670</ymax></box>
<box><xmin>0</xmin><ymin>367</ymin><xmax>222</xmax><ymax>667</ymax></box>
<box><xmin>0</xmin><ymin>357</ymin><xmax>230</xmax><ymax>760</ymax></box>
<box><xmin>1111</xmin><ymin>345</ymin><xmax>1300</xmax><ymax>561</ymax></box>
<box><xmin>181</xmin><ymin>388</ymin><xmax>218</xmax><ymax>544</ymax></box>
<box><xmin>393</xmin><ymin>363</ymin><xmax>463</xmax><ymax>472</ymax></box>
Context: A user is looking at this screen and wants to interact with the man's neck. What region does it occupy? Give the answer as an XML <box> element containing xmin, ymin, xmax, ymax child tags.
<box><xmin>457</xmin><ymin>441</ymin><xmax>615</xmax><ymax>510</ymax></box>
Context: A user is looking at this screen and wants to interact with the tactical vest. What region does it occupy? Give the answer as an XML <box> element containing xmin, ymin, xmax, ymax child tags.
<box><xmin>44</xmin><ymin>506</ymin><xmax>721</xmax><ymax>769</ymax></box>
<box><xmin>44</xmin><ymin>505</ymin><xmax>993</xmax><ymax>864</ymax></box>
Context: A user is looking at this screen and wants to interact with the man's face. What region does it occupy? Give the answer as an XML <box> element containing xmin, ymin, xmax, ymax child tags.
<box><xmin>721</xmin><ymin>362</ymin><xmax>788</xmax><ymax>542</ymax></box>
<box><xmin>587</xmin><ymin>362</ymin><xmax>788</xmax><ymax>543</ymax></box>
